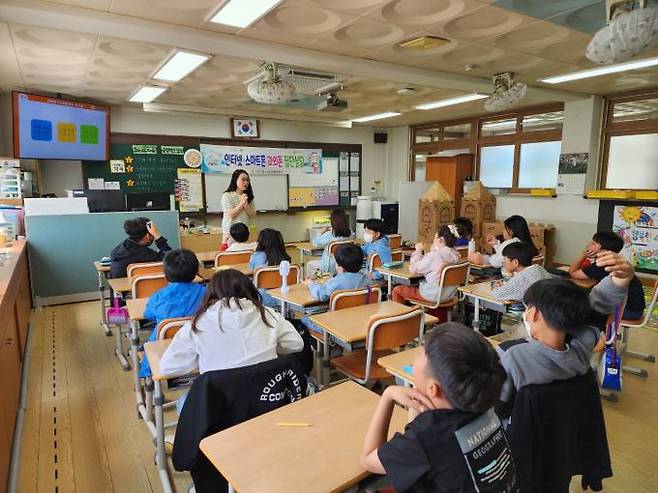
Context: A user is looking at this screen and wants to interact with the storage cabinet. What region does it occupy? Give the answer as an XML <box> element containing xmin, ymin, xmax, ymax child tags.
<box><xmin>425</xmin><ymin>154</ymin><xmax>474</xmax><ymax>215</ymax></box>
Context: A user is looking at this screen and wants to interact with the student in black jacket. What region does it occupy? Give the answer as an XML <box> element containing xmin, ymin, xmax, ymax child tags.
<box><xmin>110</xmin><ymin>217</ymin><xmax>172</xmax><ymax>278</ymax></box>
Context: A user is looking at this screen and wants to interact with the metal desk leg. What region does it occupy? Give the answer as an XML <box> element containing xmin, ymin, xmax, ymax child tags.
<box><xmin>98</xmin><ymin>271</ymin><xmax>112</xmax><ymax>336</ymax></box>
<box><xmin>280</xmin><ymin>300</ymin><xmax>287</xmax><ymax>316</ymax></box>
<box><xmin>154</xmin><ymin>379</ymin><xmax>173</xmax><ymax>493</ymax></box>
<box><xmin>114</xmin><ymin>322</ymin><xmax>131</xmax><ymax>371</ymax></box>
<box><xmin>322</xmin><ymin>330</ymin><xmax>330</xmax><ymax>387</ymax></box>
<box><xmin>132</xmin><ymin>320</ymin><xmax>147</xmax><ymax>419</ymax></box>
<box><xmin>472</xmin><ymin>296</ymin><xmax>481</xmax><ymax>333</ymax></box>
<box><xmin>387</xmin><ymin>275</ymin><xmax>392</xmax><ymax>298</ymax></box>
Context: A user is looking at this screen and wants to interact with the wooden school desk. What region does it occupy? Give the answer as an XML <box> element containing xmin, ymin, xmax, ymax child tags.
<box><xmin>557</xmin><ymin>265</ymin><xmax>598</xmax><ymax>289</ymax></box>
<box><xmin>196</xmin><ymin>250</ymin><xmax>220</xmax><ymax>265</ymax></box>
<box><xmin>375</xmin><ymin>262</ymin><xmax>424</xmax><ymax>293</ymax></box>
<box><xmin>200</xmin><ymin>381</ymin><xmax>407</xmax><ymax>493</ymax></box>
<box><xmin>108</xmin><ymin>267</ymin><xmax>217</xmax><ymax>295</ymax></box>
<box><xmin>268</xmin><ymin>283</ymin><xmax>327</xmax><ymax>316</ymax></box>
<box><xmin>290</xmin><ymin>241</ymin><xmax>324</xmax><ymax>267</ymax></box>
<box><xmin>93</xmin><ymin>261</ymin><xmax>112</xmax><ymax>336</ymax></box>
<box><xmin>459</xmin><ymin>281</ymin><xmax>512</xmax><ymax>333</ymax></box>
<box><xmin>145</xmin><ymin>339</ymin><xmax>197</xmax><ymax>493</ymax></box>
<box><xmin>213</xmin><ymin>263</ymin><xmax>253</xmax><ymax>276</ymax></box>
<box><xmin>378</xmin><ymin>337</ymin><xmax>502</xmax><ymax>387</ymax></box>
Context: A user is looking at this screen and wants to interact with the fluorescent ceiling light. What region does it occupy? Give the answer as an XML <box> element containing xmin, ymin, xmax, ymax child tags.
<box><xmin>539</xmin><ymin>56</ymin><xmax>658</xmax><ymax>84</ymax></box>
<box><xmin>211</xmin><ymin>0</ymin><xmax>283</xmax><ymax>28</ymax></box>
<box><xmin>351</xmin><ymin>112</ymin><xmax>401</xmax><ymax>123</ymax></box>
<box><xmin>153</xmin><ymin>50</ymin><xmax>210</xmax><ymax>82</ymax></box>
<box><xmin>129</xmin><ymin>86</ymin><xmax>167</xmax><ymax>103</ymax></box>
<box><xmin>415</xmin><ymin>93</ymin><xmax>488</xmax><ymax>110</ymax></box>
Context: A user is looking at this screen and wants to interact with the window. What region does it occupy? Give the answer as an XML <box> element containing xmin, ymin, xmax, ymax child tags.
<box><xmin>480</xmin><ymin>145</ymin><xmax>514</xmax><ymax>188</ymax></box>
<box><xmin>518</xmin><ymin>141</ymin><xmax>561</xmax><ymax>188</ymax></box>
<box><xmin>600</xmin><ymin>91</ymin><xmax>658</xmax><ymax>190</ymax></box>
<box><xmin>443</xmin><ymin>123</ymin><xmax>472</xmax><ymax>140</ymax></box>
<box><xmin>522</xmin><ymin>111</ymin><xmax>564</xmax><ymax>133</ymax></box>
<box><xmin>481</xmin><ymin>118</ymin><xmax>517</xmax><ymax>137</ymax></box>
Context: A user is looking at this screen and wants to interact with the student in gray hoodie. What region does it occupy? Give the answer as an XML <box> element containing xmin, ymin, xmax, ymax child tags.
<box><xmin>497</xmin><ymin>251</ymin><xmax>634</xmax><ymax>407</ymax></box>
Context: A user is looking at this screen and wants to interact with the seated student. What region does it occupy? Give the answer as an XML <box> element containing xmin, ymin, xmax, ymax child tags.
<box><xmin>159</xmin><ymin>269</ymin><xmax>304</xmax><ymax>413</ymax></box>
<box><xmin>306</xmin><ymin>209</ymin><xmax>353</xmax><ymax>278</ymax></box>
<box><xmin>497</xmin><ymin>251</ymin><xmax>634</xmax><ymax>410</ymax></box>
<box><xmin>225</xmin><ymin>222</ymin><xmax>256</xmax><ymax>252</ymax></box>
<box><xmin>138</xmin><ymin>249</ymin><xmax>206</xmax><ymax>378</ymax></box>
<box><xmin>110</xmin><ymin>217</ymin><xmax>172</xmax><ymax>278</ymax></box>
<box><xmin>360</xmin><ymin>323</ymin><xmax>516</xmax><ymax>493</ymax></box>
<box><xmin>361</xmin><ymin>218</ymin><xmax>392</xmax><ymax>281</ymax></box>
<box><xmin>391</xmin><ymin>225</ymin><xmax>461</xmax><ymax>305</ymax></box>
<box><xmin>453</xmin><ymin>217</ymin><xmax>474</xmax><ymax>247</ymax></box>
<box><xmin>249</xmin><ymin>228</ymin><xmax>292</xmax><ymax>307</ymax></box>
<box><xmin>492</xmin><ymin>242</ymin><xmax>552</xmax><ymax>301</ymax></box>
<box><xmin>469</xmin><ymin>215</ymin><xmax>538</xmax><ymax>269</ymax></box>
<box><xmin>569</xmin><ymin>231</ymin><xmax>646</xmax><ymax>319</ymax></box>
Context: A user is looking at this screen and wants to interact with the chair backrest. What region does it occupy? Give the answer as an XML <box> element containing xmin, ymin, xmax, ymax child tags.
<box><xmin>127</xmin><ymin>261</ymin><xmax>163</xmax><ymax>279</ymax></box>
<box><xmin>131</xmin><ymin>273</ymin><xmax>168</xmax><ymax>299</ymax></box>
<box><xmin>253</xmin><ymin>265</ymin><xmax>301</xmax><ymax>289</ymax></box>
<box><xmin>387</xmin><ymin>234</ymin><xmax>402</xmax><ymax>249</ymax></box>
<box><xmin>327</xmin><ymin>239</ymin><xmax>353</xmax><ymax>256</ymax></box>
<box><xmin>367</xmin><ymin>253</ymin><xmax>383</xmax><ymax>273</ymax></box>
<box><xmin>215</xmin><ymin>251</ymin><xmax>252</xmax><ymax>267</ymax></box>
<box><xmin>532</xmin><ymin>255</ymin><xmax>545</xmax><ymax>266</ymax></box>
<box><xmin>391</xmin><ymin>250</ymin><xmax>404</xmax><ymax>262</ymax></box>
<box><xmin>366</xmin><ymin>308</ymin><xmax>424</xmax><ymax>351</ymax></box>
<box><xmin>437</xmin><ymin>261</ymin><xmax>470</xmax><ymax>291</ymax></box>
<box><xmin>157</xmin><ymin>317</ymin><xmax>191</xmax><ymax>340</ymax></box>
<box><xmin>330</xmin><ymin>286</ymin><xmax>382</xmax><ymax>311</ymax></box>
<box><xmin>457</xmin><ymin>247</ymin><xmax>468</xmax><ymax>260</ymax></box>
<box><xmin>623</xmin><ymin>277</ymin><xmax>658</xmax><ymax>326</ymax></box>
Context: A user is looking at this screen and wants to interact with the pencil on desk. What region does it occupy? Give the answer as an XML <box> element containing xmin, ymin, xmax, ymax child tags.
<box><xmin>276</xmin><ymin>422</ymin><xmax>312</xmax><ymax>427</ymax></box>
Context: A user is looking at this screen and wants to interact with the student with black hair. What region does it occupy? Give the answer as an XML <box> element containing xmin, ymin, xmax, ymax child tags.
<box><xmin>361</xmin><ymin>323</ymin><xmax>517</xmax><ymax>493</ymax></box>
<box><xmin>225</xmin><ymin>222</ymin><xmax>256</xmax><ymax>252</ymax></box>
<box><xmin>160</xmin><ymin>269</ymin><xmax>303</xmax><ymax>413</ymax></box>
<box><xmin>361</xmin><ymin>218</ymin><xmax>392</xmax><ymax>281</ymax></box>
<box><xmin>469</xmin><ymin>215</ymin><xmax>538</xmax><ymax>270</ymax></box>
<box><xmin>249</xmin><ymin>228</ymin><xmax>292</xmax><ymax>307</ymax></box>
<box><xmin>109</xmin><ymin>217</ymin><xmax>172</xmax><ymax>278</ymax></box>
<box><xmin>138</xmin><ymin>249</ymin><xmax>206</xmax><ymax>378</ymax></box>
<box><xmin>569</xmin><ymin>231</ymin><xmax>645</xmax><ymax>319</ymax></box>
<box><xmin>307</xmin><ymin>209</ymin><xmax>353</xmax><ymax>278</ymax></box>
<box><xmin>492</xmin><ymin>242</ymin><xmax>552</xmax><ymax>301</ymax></box>
<box><xmin>497</xmin><ymin>251</ymin><xmax>635</xmax><ymax>408</ymax></box>
<box><xmin>453</xmin><ymin>217</ymin><xmax>474</xmax><ymax>247</ymax></box>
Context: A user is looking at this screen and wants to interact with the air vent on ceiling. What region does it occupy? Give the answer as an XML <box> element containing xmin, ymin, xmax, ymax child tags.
<box><xmin>397</xmin><ymin>36</ymin><xmax>450</xmax><ymax>51</ymax></box>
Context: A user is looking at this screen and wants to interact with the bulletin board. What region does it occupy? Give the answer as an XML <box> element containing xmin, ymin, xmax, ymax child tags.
<box><xmin>598</xmin><ymin>200</ymin><xmax>658</xmax><ymax>274</ymax></box>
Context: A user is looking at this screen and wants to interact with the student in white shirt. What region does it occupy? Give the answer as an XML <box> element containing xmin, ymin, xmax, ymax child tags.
<box><xmin>225</xmin><ymin>222</ymin><xmax>256</xmax><ymax>252</ymax></box>
<box><xmin>159</xmin><ymin>269</ymin><xmax>304</xmax><ymax>413</ymax></box>
<box><xmin>469</xmin><ymin>215</ymin><xmax>539</xmax><ymax>269</ymax></box>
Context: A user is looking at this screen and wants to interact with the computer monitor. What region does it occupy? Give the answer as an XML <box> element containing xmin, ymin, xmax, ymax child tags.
<box><xmin>72</xmin><ymin>189</ymin><xmax>126</xmax><ymax>213</ymax></box>
<box><xmin>126</xmin><ymin>192</ymin><xmax>171</xmax><ymax>212</ymax></box>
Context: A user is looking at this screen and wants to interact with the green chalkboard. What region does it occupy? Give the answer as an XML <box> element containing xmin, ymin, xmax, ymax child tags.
<box><xmin>83</xmin><ymin>142</ymin><xmax>198</xmax><ymax>193</ymax></box>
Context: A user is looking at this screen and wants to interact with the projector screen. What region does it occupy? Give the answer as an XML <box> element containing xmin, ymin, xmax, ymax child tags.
<box><xmin>13</xmin><ymin>92</ymin><xmax>109</xmax><ymax>161</ymax></box>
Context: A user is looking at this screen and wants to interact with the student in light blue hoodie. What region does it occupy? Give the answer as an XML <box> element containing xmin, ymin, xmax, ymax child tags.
<box><xmin>249</xmin><ymin>228</ymin><xmax>291</xmax><ymax>307</ymax></box>
<box><xmin>361</xmin><ymin>218</ymin><xmax>392</xmax><ymax>281</ymax></box>
<box><xmin>306</xmin><ymin>209</ymin><xmax>353</xmax><ymax>278</ymax></box>
<box><xmin>302</xmin><ymin>243</ymin><xmax>371</xmax><ymax>335</ymax></box>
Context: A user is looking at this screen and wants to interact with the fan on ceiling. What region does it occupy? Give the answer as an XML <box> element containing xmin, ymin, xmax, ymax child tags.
<box><xmin>587</xmin><ymin>0</ymin><xmax>658</xmax><ymax>64</ymax></box>
<box><xmin>245</xmin><ymin>63</ymin><xmax>297</xmax><ymax>104</ymax></box>
<box><xmin>484</xmin><ymin>72</ymin><xmax>527</xmax><ymax>112</ymax></box>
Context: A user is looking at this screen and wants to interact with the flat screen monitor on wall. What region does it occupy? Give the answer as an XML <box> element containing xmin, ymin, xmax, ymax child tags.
<box><xmin>12</xmin><ymin>91</ymin><xmax>110</xmax><ymax>161</ymax></box>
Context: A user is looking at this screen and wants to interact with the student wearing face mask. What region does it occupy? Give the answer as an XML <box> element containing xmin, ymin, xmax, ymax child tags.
<box><xmin>361</xmin><ymin>218</ymin><xmax>392</xmax><ymax>281</ymax></box>
<box><xmin>110</xmin><ymin>217</ymin><xmax>172</xmax><ymax>278</ymax></box>
<box><xmin>391</xmin><ymin>225</ymin><xmax>461</xmax><ymax>305</ymax></box>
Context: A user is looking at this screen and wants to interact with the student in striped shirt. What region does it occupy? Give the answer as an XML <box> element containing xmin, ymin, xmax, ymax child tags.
<box><xmin>492</xmin><ymin>242</ymin><xmax>552</xmax><ymax>302</ymax></box>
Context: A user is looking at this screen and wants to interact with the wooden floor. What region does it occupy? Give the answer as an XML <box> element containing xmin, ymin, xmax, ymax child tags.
<box><xmin>16</xmin><ymin>301</ymin><xmax>658</xmax><ymax>492</ymax></box>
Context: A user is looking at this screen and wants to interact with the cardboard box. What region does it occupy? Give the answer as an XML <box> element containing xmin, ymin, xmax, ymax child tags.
<box><xmin>418</xmin><ymin>182</ymin><xmax>455</xmax><ymax>245</ymax></box>
<box><xmin>460</xmin><ymin>182</ymin><xmax>497</xmax><ymax>225</ymax></box>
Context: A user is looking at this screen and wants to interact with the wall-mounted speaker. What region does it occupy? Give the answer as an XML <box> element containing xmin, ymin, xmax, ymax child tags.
<box><xmin>374</xmin><ymin>132</ymin><xmax>388</xmax><ymax>144</ymax></box>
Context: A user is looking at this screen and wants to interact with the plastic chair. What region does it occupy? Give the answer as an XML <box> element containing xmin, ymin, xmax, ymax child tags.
<box><xmin>253</xmin><ymin>264</ymin><xmax>301</xmax><ymax>290</ymax></box>
<box><xmin>127</xmin><ymin>261</ymin><xmax>163</xmax><ymax>279</ymax></box>
<box><xmin>391</xmin><ymin>250</ymin><xmax>404</xmax><ymax>262</ymax></box>
<box><xmin>157</xmin><ymin>317</ymin><xmax>191</xmax><ymax>340</ymax></box>
<box><xmin>328</xmin><ymin>239</ymin><xmax>354</xmax><ymax>256</ymax></box>
<box><xmin>214</xmin><ymin>251</ymin><xmax>252</xmax><ymax>267</ymax></box>
<box><xmin>409</xmin><ymin>261</ymin><xmax>470</xmax><ymax>321</ymax></box>
<box><xmin>532</xmin><ymin>255</ymin><xmax>545</xmax><ymax>267</ymax></box>
<box><xmin>131</xmin><ymin>273</ymin><xmax>168</xmax><ymax>299</ymax></box>
<box><xmin>331</xmin><ymin>308</ymin><xmax>424</xmax><ymax>385</ymax></box>
<box><xmin>457</xmin><ymin>247</ymin><xmax>468</xmax><ymax>260</ymax></box>
<box><xmin>330</xmin><ymin>285</ymin><xmax>382</xmax><ymax>311</ymax></box>
<box><xmin>618</xmin><ymin>278</ymin><xmax>658</xmax><ymax>377</ymax></box>
<box><xmin>387</xmin><ymin>234</ymin><xmax>402</xmax><ymax>249</ymax></box>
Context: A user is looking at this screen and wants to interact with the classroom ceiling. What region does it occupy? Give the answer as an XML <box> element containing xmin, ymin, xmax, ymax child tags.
<box><xmin>1</xmin><ymin>0</ymin><xmax>658</xmax><ymax>127</ymax></box>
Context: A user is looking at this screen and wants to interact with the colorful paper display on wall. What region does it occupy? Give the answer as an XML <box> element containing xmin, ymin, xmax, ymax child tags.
<box><xmin>613</xmin><ymin>205</ymin><xmax>658</xmax><ymax>273</ymax></box>
<box><xmin>200</xmin><ymin>143</ymin><xmax>338</xmax><ymax>207</ymax></box>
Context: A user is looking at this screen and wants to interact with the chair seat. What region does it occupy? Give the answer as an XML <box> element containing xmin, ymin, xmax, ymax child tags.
<box><xmin>331</xmin><ymin>349</ymin><xmax>395</xmax><ymax>381</ymax></box>
<box><xmin>410</xmin><ymin>296</ymin><xmax>458</xmax><ymax>309</ymax></box>
<box><xmin>309</xmin><ymin>330</ymin><xmax>324</xmax><ymax>343</ymax></box>
<box><xmin>621</xmin><ymin>318</ymin><xmax>644</xmax><ymax>326</ymax></box>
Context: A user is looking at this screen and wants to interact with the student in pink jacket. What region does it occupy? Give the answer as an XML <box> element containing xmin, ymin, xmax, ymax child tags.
<box><xmin>392</xmin><ymin>225</ymin><xmax>461</xmax><ymax>304</ymax></box>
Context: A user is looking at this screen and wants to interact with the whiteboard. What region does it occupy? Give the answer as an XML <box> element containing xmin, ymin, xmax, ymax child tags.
<box><xmin>398</xmin><ymin>181</ymin><xmax>434</xmax><ymax>241</ymax></box>
<box><xmin>204</xmin><ymin>173</ymin><xmax>289</xmax><ymax>212</ymax></box>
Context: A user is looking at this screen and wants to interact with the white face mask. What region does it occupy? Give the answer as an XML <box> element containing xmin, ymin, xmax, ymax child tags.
<box><xmin>363</xmin><ymin>232</ymin><xmax>374</xmax><ymax>243</ymax></box>
<box><xmin>522</xmin><ymin>310</ymin><xmax>533</xmax><ymax>339</ymax></box>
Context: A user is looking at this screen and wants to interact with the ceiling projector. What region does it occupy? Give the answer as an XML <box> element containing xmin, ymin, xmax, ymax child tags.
<box><xmin>317</xmin><ymin>93</ymin><xmax>348</xmax><ymax>112</ymax></box>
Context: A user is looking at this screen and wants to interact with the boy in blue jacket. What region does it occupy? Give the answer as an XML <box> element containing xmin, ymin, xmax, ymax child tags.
<box><xmin>361</xmin><ymin>219</ymin><xmax>392</xmax><ymax>281</ymax></box>
<box><xmin>139</xmin><ymin>249</ymin><xmax>206</xmax><ymax>378</ymax></box>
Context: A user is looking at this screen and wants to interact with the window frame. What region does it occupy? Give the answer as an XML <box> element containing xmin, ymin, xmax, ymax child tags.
<box><xmin>409</xmin><ymin>103</ymin><xmax>564</xmax><ymax>192</ymax></box>
<box><xmin>598</xmin><ymin>90</ymin><xmax>658</xmax><ymax>191</ymax></box>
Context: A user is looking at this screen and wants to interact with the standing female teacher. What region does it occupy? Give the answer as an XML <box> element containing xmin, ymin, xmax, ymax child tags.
<box><xmin>221</xmin><ymin>169</ymin><xmax>256</xmax><ymax>245</ymax></box>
